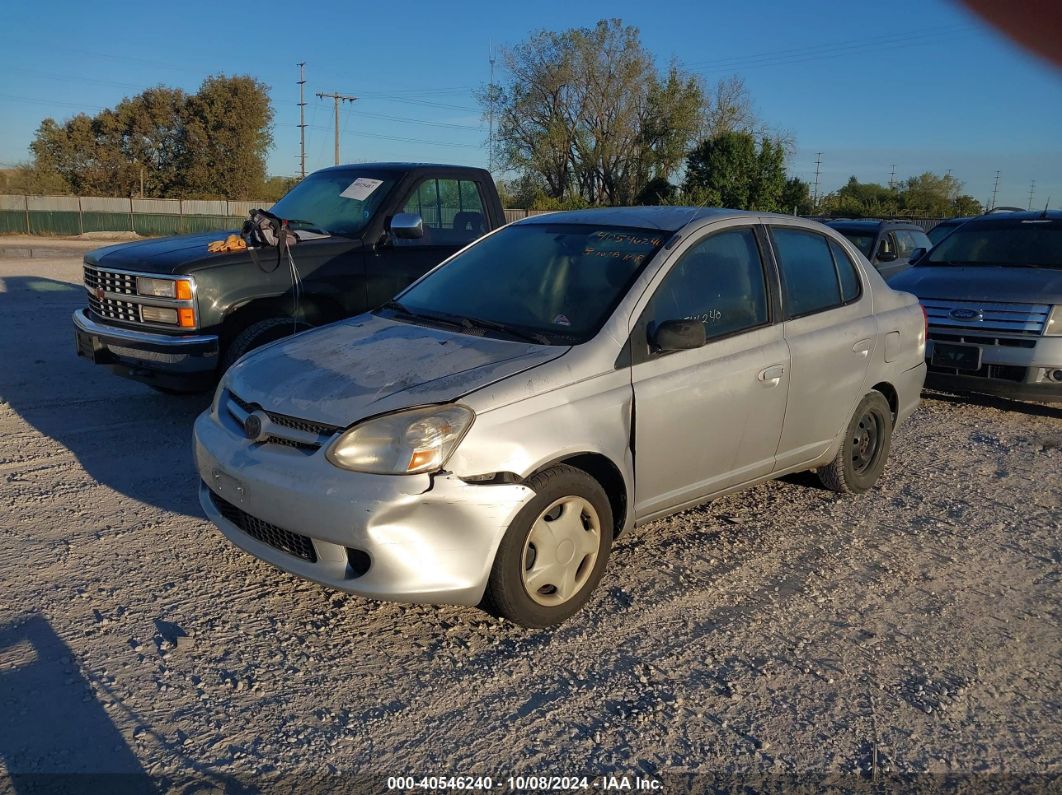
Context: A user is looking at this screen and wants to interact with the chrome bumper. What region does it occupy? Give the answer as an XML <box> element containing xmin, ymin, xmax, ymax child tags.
<box><xmin>73</xmin><ymin>308</ymin><xmax>218</xmax><ymax>351</ymax></box>
<box><xmin>193</xmin><ymin>409</ymin><xmax>536</xmax><ymax>606</ymax></box>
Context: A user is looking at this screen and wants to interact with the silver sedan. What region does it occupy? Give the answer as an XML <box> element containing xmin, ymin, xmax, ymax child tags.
<box><xmin>193</xmin><ymin>207</ymin><xmax>927</xmax><ymax>627</ymax></box>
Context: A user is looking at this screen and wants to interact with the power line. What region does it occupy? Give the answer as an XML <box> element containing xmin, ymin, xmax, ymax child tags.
<box><xmin>316</xmin><ymin>91</ymin><xmax>358</xmax><ymax>166</ymax></box>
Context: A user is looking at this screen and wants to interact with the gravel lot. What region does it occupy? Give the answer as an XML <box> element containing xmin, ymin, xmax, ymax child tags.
<box><xmin>1</xmin><ymin>256</ymin><xmax>1059</xmax><ymax>791</ymax></box>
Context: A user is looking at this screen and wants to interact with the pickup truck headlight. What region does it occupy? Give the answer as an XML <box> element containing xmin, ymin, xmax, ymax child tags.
<box><xmin>1046</xmin><ymin>305</ymin><xmax>1061</xmax><ymax>336</ymax></box>
<box><xmin>137</xmin><ymin>276</ymin><xmax>193</xmax><ymax>300</ymax></box>
<box><xmin>326</xmin><ymin>405</ymin><xmax>474</xmax><ymax>475</ymax></box>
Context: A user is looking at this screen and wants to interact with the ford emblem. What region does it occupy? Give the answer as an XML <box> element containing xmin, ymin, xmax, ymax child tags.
<box><xmin>244</xmin><ymin>412</ymin><xmax>265</xmax><ymax>441</ymax></box>
<box><xmin>949</xmin><ymin>308</ymin><xmax>982</xmax><ymax>321</ymax></box>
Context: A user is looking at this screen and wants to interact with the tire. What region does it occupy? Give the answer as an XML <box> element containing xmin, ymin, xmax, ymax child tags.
<box><xmin>817</xmin><ymin>390</ymin><xmax>894</xmax><ymax>494</ymax></box>
<box><xmin>485</xmin><ymin>464</ymin><xmax>613</xmax><ymax>628</ymax></box>
<box><xmin>220</xmin><ymin>317</ymin><xmax>309</xmax><ymax>372</ymax></box>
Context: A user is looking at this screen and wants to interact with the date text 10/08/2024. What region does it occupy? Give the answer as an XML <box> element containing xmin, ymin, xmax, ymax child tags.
<box><xmin>386</xmin><ymin>776</ymin><xmax>663</xmax><ymax>791</ymax></box>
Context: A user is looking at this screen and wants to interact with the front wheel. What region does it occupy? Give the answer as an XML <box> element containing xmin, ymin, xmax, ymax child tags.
<box><xmin>485</xmin><ymin>464</ymin><xmax>613</xmax><ymax>628</ymax></box>
<box><xmin>817</xmin><ymin>391</ymin><xmax>894</xmax><ymax>494</ymax></box>
<box><xmin>220</xmin><ymin>317</ymin><xmax>311</xmax><ymax>372</ymax></box>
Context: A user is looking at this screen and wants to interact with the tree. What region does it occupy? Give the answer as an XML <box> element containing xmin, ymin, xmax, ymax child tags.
<box><xmin>25</xmin><ymin>75</ymin><xmax>274</xmax><ymax>198</ymax></box>
<box><xmin>682</xmin><ymin>131</ymin><xmax>789</xmax><ymax>211</ymax></box>
<box><xmin>779</xmin><ymin>177</ymin><xmax>813</xmax><ymax>215</ymax></box>
<box><xmin>483</xmin><ymin>19</ymin><xmax>705</xmax><ymax>206</ymax></box>
<box><xmin>634</xmin><ymin>177</ymin><xmax>676</xmax><ymax>205</ymax></box>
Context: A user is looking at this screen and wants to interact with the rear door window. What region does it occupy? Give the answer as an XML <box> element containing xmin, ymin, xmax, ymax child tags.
<box><xmin>770</xmin><ymin>227</ymin><xmax>844</xmax><ymax>318</ymax></box>
<box><xmin>400</xmin><ymin>178</ymin><xmax>487</xmax><ymax>246</ymax></box>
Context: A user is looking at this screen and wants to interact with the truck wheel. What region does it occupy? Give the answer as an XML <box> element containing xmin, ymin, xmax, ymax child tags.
<box><xmin>485</xmin><ymin>464</ymin><xmax>612</xmax><ymax>628</ymax></box>
<box><xmin>817</xmin><ymin>391</ymin><xmax>893</xmax><ymax>494</ymax></box>
<box><xmin>221</xmin><ymin>317</ymin><xmax>310</xmax><ymax>372</ymax></box>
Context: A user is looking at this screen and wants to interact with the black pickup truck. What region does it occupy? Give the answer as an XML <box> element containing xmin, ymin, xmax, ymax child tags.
<box><xmin>73</xmin><ymin>163</ymin><xmax>506</xmax><ymax>392</ymax></box>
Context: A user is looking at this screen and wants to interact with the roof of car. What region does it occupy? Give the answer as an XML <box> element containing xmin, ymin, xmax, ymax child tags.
<box><xmin>961</xmin><ymin>209</ymin><xmax>1062</xmax><ymax>225</ymax></box>
<box><xmin>316</xmin><ymin>162</ymin><xmax>490</xmax><ymax>174</ymax></box>
<box><xmin>825</xmin><ymin>219</ymin><xmax>926</xmax><ymax>232</ymax></box>
<box><xmin>515</xmin><ymin>206</ymin><xmax>777</xmax><ymax>232</ymax></box>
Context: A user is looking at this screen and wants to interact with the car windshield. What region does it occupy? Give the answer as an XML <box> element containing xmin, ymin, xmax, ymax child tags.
<box><xmin>269</xmin><ymin>169</ymin><xmax>397</xmax><ymax>236</ymax></box>
<box><xmin>384</xmin><ymin>223</ymin><xmax>668</xmax><ymax>344</ymax></box>
<box><xmin>927</xmin><ymin>222</ymin><xmax>960</xmax><ymax>246</ymax></box>
<box><xmin>836</xmin><ymin>231</ymin><xmax>875</xmax><ymax>257</ymax></box>
<box><xmin>925</xmin><ymin>219</ymin><xmax>1062</xmax><ymax>268</ymax></box>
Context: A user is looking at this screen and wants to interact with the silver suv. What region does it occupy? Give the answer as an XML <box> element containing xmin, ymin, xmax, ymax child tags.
<box><xmin>890</xmin><ymin>210</ymin><xmax>1061</xmax><ymax>403</ymax></box>
<box><xmin>194</xmin><ymin>208</ymin><xmax>927</xmax><ymax>627</ymax></box>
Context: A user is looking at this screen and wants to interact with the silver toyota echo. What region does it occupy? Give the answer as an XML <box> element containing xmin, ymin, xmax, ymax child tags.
<box><xmin>193</xmin><ymin>207</ymin><xmax>927</xmax><ymax>627</ymax></box>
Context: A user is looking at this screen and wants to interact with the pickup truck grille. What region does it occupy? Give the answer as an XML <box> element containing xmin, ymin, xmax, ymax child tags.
<box><xmin>923</xmin><ymin>299</ymin><xmax>1050</xmax><ymax>336</ymax></box>
<box><xmin>84</xmin><ymin>264</ymin><xmax>144</xmax><ymax>324</ymax></box>
<box><xmin>84</xmin><ymin>265</ymin><xmax>138</xmax><ymax>295</ymax></box>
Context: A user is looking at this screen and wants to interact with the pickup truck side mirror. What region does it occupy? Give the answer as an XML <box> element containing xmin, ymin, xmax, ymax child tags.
<box><xmin>390</xmin><ymin>213</ymin><xmax>424</xmax><ymax>240</ymax></box>
<box><xmin>876</xmin><ymin>241</ymin><xmax>898</xmax><ymax>262</ymax></box>
<box><xmin>908</xmin><ymin>247</ymin><xmax>926</xmax><ymax>263</ymax></box>
<box><xmin>650</xmin><ymin>319</ymin><xmax>706</xmax><ymax>352</ymax></box>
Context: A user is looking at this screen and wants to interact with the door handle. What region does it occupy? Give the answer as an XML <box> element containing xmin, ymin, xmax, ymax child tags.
<box><xmin>852</xmin><ymin>339</ymin><xmax>872</xmax><ymax>357</ymax></box>
<box><xmin>757</xmin><ymin>364</ymin><xmax>785</xmax><ymax>384</ymax></box>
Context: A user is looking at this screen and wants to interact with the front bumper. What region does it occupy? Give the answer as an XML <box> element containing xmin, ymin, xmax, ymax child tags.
<box><xmin>73</xmin><ymin>309</ymin><xmax>219</xmax><ymax>391</ymax></box>
<box><xmin>193</xmin><ymin>409</ymin><xmax>536</xmax><ymax>606</ymax></box>
<box><xmin>925</xmin><ymin>336</ymin><xmax>1062</xmax><ymax>403</ymax></box>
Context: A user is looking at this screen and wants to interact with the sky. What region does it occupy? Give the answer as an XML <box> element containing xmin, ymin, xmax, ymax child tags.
<box><xmin>2</xmin><ymin>0</ymin><xmax>1060</xmax><ymax>207</ymax></box>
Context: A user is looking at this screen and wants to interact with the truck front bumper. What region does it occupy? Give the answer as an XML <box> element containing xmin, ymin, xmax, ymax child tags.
<box><xmin>73</xmin><ymin>309</ymin><xmax>219</xmax><ymax>391</ymax></box>
<box><xmin>193</xmin><ymin>409</ymin><xmax>536</xmax><ymax>607</ymax></box>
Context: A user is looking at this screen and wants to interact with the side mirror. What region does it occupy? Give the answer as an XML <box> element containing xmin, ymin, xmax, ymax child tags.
<box><xmin>390</xmin><ymin>213</ymin><xmax>424</xmax><ymax>240</ymax></box>
<box><xmin>651</xmin><ymin>319</ymin><xmax>706</xmax><ymax>352</ymax></box>
<box><xmin>908</xmin><ymin>247</ymin><xmax>926</xmax><ymax>263</ymax></box>
<box><xmin>876</xmin><ymin>246</ymin><xmax>897</xmax><ymax>262</ymax></box>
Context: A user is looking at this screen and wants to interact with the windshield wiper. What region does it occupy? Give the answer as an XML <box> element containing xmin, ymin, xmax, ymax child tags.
<box><xmin>457</xmin><ymin>316</ymin><xmax>552</xmax><ymax>345</ymax></box>
<box><xmin>379</xmin><ymin>301</ymin><xmax>466</xmax><ymax>330</ymax></box>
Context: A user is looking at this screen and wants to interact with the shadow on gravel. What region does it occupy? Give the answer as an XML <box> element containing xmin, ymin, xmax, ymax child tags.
<box><xmin>0</xmin><ymin>615</ymin><xmax>250</xmax><ymax>793</ymax></box>
<box><xmin>0</xmin><ymin>615</ymin><xmax>146</xmax><ymax>790</ymax></box>
<box><xmin>0</xmin><ymin>274</ymin><xmax>208</xmax><ymax>518</ymax></box>
<box><xmin>923</xmin><ymin>389</ymin><xmax>1062</xmax><ymax>420</ymax></box>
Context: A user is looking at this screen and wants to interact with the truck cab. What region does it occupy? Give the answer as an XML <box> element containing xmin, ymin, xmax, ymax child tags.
<box><xmin>73</xmin><ymin>163</ymin><xmax>506</xmax><ymax>392</ymax></box>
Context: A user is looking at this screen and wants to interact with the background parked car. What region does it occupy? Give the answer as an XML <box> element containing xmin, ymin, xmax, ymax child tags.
<box><xmin>926</xmin><ymin>206</ymin><xmax>1026</xmax><ymax>247</ymax></box>
<box><xmin>825</xmin><ymin>220</ymin><xmax>933</xmax><ymax>280</ymax></box>
<box><xmin>889</xmin><ymin>209</ymin><xmax>1062</xmax><ymax>403</ymax></box>
<box><xmin>194</xmin><ymin>207</ymin><xmax>927</xmax><ymax>627</ymax></box>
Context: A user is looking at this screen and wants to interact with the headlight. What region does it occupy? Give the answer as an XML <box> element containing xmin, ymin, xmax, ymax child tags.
<box><xmin>137</xmin><ymin>276</ymin><xmax>193</xmax><ymax>300</ymax></box>
<box><xmin>1046</xmin><ymin>305</ymin><xmax>1061</xmax><ymax>336</ymax></box>
<box><xmin>326</xmin><ymin>405</ymin><xmax>475</xmax><ymax>475</ymax></box>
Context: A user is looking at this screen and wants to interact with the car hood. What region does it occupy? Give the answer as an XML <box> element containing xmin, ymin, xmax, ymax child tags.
<box><xmin>225</xmin><ymin>314</ymin><xmax>570</xmax><ymax>427</ymax></box>
<box><xmin>889</xmin><ymin>265</ymin><xmax>1062</xmax><ymax>304</ymax></box>
<box><xmin>88</xmin><ymin>231</ymin><xmax>242</xmax><ymax>274</ymax></box>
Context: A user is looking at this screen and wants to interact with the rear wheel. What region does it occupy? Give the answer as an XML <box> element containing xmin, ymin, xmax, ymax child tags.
<box><xmin>817</xmin><ymin>391</ymin><xmax>893</xmax><ymax>494</ymax></box>
<box><xmin>220</xmin><ymin>317</ymin><xmax>311</xmax><ymax>372</ymax></box>
<box><xmin>485</xmin><ymin>465</ymin><xmax>612</xmax><ymax>628</ymax></box>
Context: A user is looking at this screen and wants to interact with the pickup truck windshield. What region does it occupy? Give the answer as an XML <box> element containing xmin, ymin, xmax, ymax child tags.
<box><xmin>269</xmin><ymin>169</ymin><xmax>397</xmax><ymax>236</ymax></box>
<box><xmin>388</xmin><ymin>223</ymin><xmax>667</xmax><ymax>344</ymax></box>
<box><xmin>926</xmin><ymin>220</ymin><xmax>1061</xmax><ymax>268</ymax></box>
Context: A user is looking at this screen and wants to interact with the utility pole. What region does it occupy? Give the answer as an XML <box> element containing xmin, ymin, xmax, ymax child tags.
<box><xmin>812</xmin><ymin>152</ymin><xmax>823</xmax><ymax>207</ymax></box>
<box><xmin>888</xmin><ymin>164</ymin><xmax>896</xmax><ymax>190</ymax></box>
<box><xmin>1027</xmin><ymin>179</ymin><xmax>1036</xmax><ymax>211</ymax></box>
<box><xmin>317</xmin><ymin>91</ymin><xmax>358</xmax><ymax>166</ymax></box>
<box><xmin>990</xmin><ymin>170</ymin><xmax>1001</xmax><ymax>210</ymax></box>
<box><xmin>488</xmin><ymin>42</ymin><xmax>497</xmax><ymax>174</ymax></box>
<box><xmin>297</xmin><ymin>62</ymin><xmax>307</xmax><ymax>179</ymax></box>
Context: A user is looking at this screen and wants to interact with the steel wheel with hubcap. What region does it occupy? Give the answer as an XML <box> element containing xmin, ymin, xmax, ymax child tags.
<box><xmin>486</xmin><ymin>464</ymin><xmax>613</xmax><ymax>627</ymax></box>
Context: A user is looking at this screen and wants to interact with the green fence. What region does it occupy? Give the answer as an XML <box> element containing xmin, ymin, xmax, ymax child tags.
<box><xmin>0</xmin><ymin>195</ymin><xmax>268</xmax><ymax>236</ymax></box>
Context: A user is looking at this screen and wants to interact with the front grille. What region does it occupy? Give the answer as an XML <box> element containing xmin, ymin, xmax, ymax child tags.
<box><xmin>928</xmin><ymin>330</ymin><xmax>1037</xmax><ymax>349</ymax></box>
<box><xmin>84</xmin><ymin>265</ymin><xmax>138</xmax><ymax>296</ymax></box>
<box><xmin>87</xmin><ymin>293</ymin><xmax>141</xmax><ymax>323</ymax></box>
<box><xmin>209</xmin><ymin>488</ymin><xmax>317</xmax><ymax>562</ymax></box>
<box><xmin>923</xmin><ymin>299</ymin><xmax>1050</xmax><ymax>336</ymax></box>
<box><xmin>928</xmin><ymin>363</ymin><xmax>1027</xmax><ymax>383</ymax></box>
<box><xmin>229</xmin><ymin>392</ymin><xmax>340</xmax><ymax>442</ymax></box>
